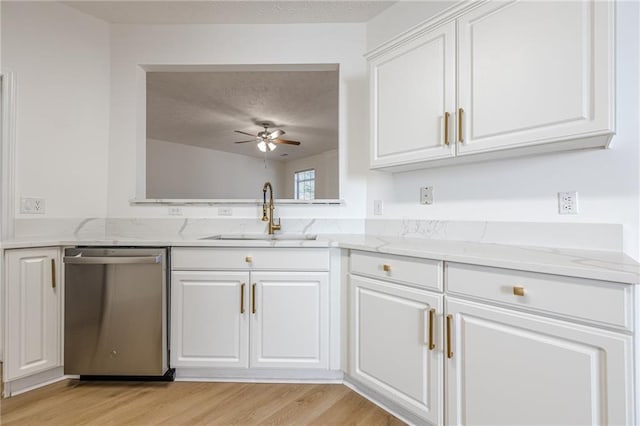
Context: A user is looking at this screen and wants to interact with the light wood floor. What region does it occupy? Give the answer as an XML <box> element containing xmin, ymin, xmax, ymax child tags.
<box><xmin>0</xmin><ymin>379</ymin><xmax>405</xmax><ymax>425</ymax></box>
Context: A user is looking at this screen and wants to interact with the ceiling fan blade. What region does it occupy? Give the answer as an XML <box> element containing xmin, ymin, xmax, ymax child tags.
<box><xmin>234</xmin><ymin>130</ymin><xmax>257</xmax><ymax>137</ymax></box>
<box><xmin>234</xmin><ymin>140</ymin><xmax>257</xmax><ymax>144</ymax></box>
<box><xmin>273</xmin><ymin>139</ymin><xmax>301</xmax><ymax>146</ymax></box>
<box><xmin>268</xmin><ymin>129</ymin><xmax>285</xmax><ymax>139</ymax></box>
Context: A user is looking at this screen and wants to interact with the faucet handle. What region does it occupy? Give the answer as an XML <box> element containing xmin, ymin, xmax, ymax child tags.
<box><xmin>273</xmin><ymin>218</ymin><xmax>281</xmax><ymax>231</ymax></box>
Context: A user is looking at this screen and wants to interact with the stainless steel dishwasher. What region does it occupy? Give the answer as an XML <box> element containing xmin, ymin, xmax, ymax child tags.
<box><xmin>64</xmin><ymin>247</ymin><xmax>171</xmax><ymax>379</ymax></box>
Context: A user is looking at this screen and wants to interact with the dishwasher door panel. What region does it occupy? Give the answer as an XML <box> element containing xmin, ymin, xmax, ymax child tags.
<box><xmin>64</xmin><ymin>248</ymin><xmax>167</xmax><ymax>376</ymax></box>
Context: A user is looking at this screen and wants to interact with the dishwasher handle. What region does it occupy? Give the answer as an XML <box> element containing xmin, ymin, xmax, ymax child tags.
<box><xmin>64</xmin><ymin>255</ymin><xmax>163</xmax><ymax>265</ymax></box>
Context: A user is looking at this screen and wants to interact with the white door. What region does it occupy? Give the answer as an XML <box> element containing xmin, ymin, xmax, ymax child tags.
<box><xmin>370</xmin><ymin>21</ymin><xmax>456</xmax><ymax>168</ymax></box>
<box><xmin>457</xmin><ymin>0</ymin><xmax>614</xmax><ymax>155</ymax></box>
<box><xmin>349</xmin><ymin>275</ymin><xmax>443</xmax><ymax>425</ymax></box>
<box><xmin>171</xmin><ymin>271</ymin><xmax>249</xmax><ymax>368</ymax></box>
<box><xmin>5</xmin><ymin>248</ymin><xmax>61</xmax><ymax>381</ymax></box>
<box><xmin>446</xmin><ymin>298</ymin><xmax>633</xmax><ymax>426</ymax></box>
<box><xmin>250</xmin><ymin>272</ymin><xmax>328</xmax><ymax>369</ymax></box>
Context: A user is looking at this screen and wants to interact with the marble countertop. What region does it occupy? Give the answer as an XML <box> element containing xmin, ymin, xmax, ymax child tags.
<box><xmin>1</xmin><ymin>234</ymin><xmax>638</xmax><ymax>284</ymax></box>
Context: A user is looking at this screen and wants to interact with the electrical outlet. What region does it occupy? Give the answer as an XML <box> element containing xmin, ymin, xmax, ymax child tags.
<box><xmin>420</xmin><ymin>186</ymin><xmax>434</xmax><ymax>204</ymax></box>
<box><xmin>218</xmin><ymin>207</ymin><xmax>233</xmax><ymax>216</ymax></box>
<box><xmin>558</xmin><ymin>191</ymin><xmax>578</xmax><ymax>215</ymax></box>
<box><xmin>20</xmin><ymin>197</ymin><xmax>45</xmax><ymax>214</ymax></box>
<box><xmin>168</xmin><ymin>206</ymin><xmax>182</xmax><ymax>216</ymax></box>
<box><xmin>373</xmin><ymin>200</ymin><xmax>383</xmax><ymax>216</ymax></box>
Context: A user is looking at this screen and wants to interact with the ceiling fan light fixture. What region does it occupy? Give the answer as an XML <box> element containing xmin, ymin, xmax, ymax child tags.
<box><xmin>257</xmin><ymin>141</ymin><xmax>267</xmax><ymax>152</ymax></box>
<box><xmin>267</xmin><ymin>142</ymin><xmax>277</xmax><ymax>151</ymax></box>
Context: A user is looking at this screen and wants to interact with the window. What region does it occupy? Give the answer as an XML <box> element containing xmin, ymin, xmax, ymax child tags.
<box><xmin>294</xmin><ymin>169</ymin><xmax>315</xmax><ymax>200</ymax></box>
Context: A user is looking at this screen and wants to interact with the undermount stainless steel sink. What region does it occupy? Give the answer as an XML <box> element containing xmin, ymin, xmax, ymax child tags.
<box><xmin>199</xmin><ymin>234</ymin><xmax>318</xmax><ymax>241</ymax></box>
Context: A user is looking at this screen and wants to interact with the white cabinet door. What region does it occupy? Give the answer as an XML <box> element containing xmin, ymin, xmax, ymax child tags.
<box><xmin>446</xmin><ymin>298</ymin><xmax>633</xmax><ymax>426</ymax></box>
<box><xmin>250</xmin><ymin>272</ymin><xmax>328</xmax><ymax>369</ymax></box>
<box><xmin>350</xmin><ymin>275</ymin><xmax>443</xmax><ymax>425</ymax></box>
<box><xmin>171</xmin><ymin>271</ymin><xmax>249</xmax><ymax>368</ymax></box>
<box><xmin>5</xmin><ymin>248</ymin><xmax>61</xmax><ymax>381</ymax></box>
<box><xmin>370</xmin><ymin>21</ymin><xmax>456</xmax><ymax>168</ymax></box>
<box><xmin>457</xmin><ymin>0</ymin><xmax>614</xmax><ymax>155</ymax></box>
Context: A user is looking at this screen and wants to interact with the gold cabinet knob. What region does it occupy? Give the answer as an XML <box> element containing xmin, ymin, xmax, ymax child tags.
<box><xmin>382</xmin><ymin>264</ymin><xmax>391</xmax><ymax>272</ymax></box>
<box><xmin>513</xmin><ymin>286</ymin><xmax>525</xmax><ymax>296</ymax></box>
<box><xmin>245</xmin><ymin>256</ymin><xmax>252</xmax><ymax>263</ymax></box>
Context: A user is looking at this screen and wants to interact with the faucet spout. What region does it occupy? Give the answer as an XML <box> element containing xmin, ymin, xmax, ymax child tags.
<box><xmin>262</xmin><ymin>182</ymin><xmax>281</xmax><ymax>235</ymax></box>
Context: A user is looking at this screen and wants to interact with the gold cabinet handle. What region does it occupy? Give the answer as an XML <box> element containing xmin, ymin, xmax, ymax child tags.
<box><xmin>245</xmin><ymin>256</ymin><xmax>252</xmax><ymax>264</ymax></box>
<box><xmin>428</xmin><ymin>308</ymin><xmax>436</xmax><ymax>350</ymax></box>
<box><xmin>446</xmin><ymin>314</ymin><xmax>453</xmax><ymax>359</ymax></box>
<box><xmin>251</xmin><ymin>283</ymin><xmax>256</xmax><ymax>314</ymax></box>
<box><xmin>458</xmin><ymin>108</ymin><xmax>464</xmax><ymax>143</ymax></box>
<box><xmin>382</xmin><ymin>264</ymin><xmax>391</xmax><ymax>272</ymax></box>
<box><xmin>513</xmin><ymin>286</ymin><xmax>525</xmax><ymax>296</ymax></box>
<box><xmin>444</xmin><ymin>112</ymin><xmax>450</xmax><ymax>146</ymax></box>
<box><xmin>51</xmin><ymin>258</ymin><xmax>56</xmax><ymax>289</ymax></box>
<box><xmin>240</xmin><ymin>283</ymin><xmax>246</xmax><ymax>314</ymax></box>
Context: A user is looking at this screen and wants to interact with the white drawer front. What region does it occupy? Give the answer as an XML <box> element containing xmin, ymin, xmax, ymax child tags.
<box><xmin>172</xmin><ymin>248</ymin><xmax>329</xmax><ymax>271</ymax></box>
<box><xmin>446</xmin><ymin>262</ymin><xmax>633</xmax><ymax>331</ymax></box>
<box><xmin>350</xmin><ymin>250</ymin><xmax>442</xmax><ymax>291</ymax></box>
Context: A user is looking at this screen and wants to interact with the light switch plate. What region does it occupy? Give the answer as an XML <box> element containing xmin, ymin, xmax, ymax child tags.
<box><xmin>373</xmin><ymin>200</ymin><xmax>383</xmax><ymax>216</ymax></box>
<box><xmin>420</xmin><ymin>187</ymin><xmax>434</xmax><ymax>205</ymax></box>
<box><xmin>20</xmin><ymin>197</ymin><xmax>45</xmax><ymax>214</ymax></box>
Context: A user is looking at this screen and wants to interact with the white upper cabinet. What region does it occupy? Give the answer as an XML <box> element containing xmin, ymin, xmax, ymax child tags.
<box><xmin>369</xmin><ymin>21</ymin><xmax>456</xmax><ymax>168</ymax></box>
<box><xmin>457</xmin><ymin>0</ymin><xmax>614</xmax><ymax>155</ymax></box>
<box><xmin>368</xmin><ymin>0</ymin><xmax>614</xmax><ymax>171</ymax></box>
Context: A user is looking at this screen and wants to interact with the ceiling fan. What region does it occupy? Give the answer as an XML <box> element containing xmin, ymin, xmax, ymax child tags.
<box><xmin>234</xmin><ymin>123</ymin><xmax>301</xmax><ymax>152</ymax></box>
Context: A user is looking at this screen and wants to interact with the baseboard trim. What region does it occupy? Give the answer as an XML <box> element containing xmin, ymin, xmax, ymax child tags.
<box><xmin>343</xmin><ymin>375</ymin><xmax>430</xmax><ymax>426</ymax></box>
<box><xmin>175</xmin><ymin>367</ymin><xmax>343</xmax><ymax>383</ymax></box>
<box><xmin>3</xmin><ymin>367</ymin><xmax>65</xmax><ymax>397</ymax></box>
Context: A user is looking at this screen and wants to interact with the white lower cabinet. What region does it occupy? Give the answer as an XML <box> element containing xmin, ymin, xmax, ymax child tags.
<box><xmin>170</xmin><ymin>248</ymin><xmax>330</xmax><ymax>372</ymax></box>
<box><xmin>349</xmin><ymin>275</ymin><xmax>443</xmax><ymax>425</ymax></box>
<box><xmin>171</xmin><ymin>271</ymin><xmax>249</xmax><ymax>368</ymax></box>
<box><xmin>445</xmin><ymin>297</ymin><xmax>633</xmax><ymax>426</ymax></box>
<box><xmin>346</xmin><ymin>251</ymin><xmax>635</xmax><ymax>426</ymax></box>
<box><xmin>4</xmin><ymin>248</ymin><xmax>62</xmax><ymax>382</ymax></box>
<box><xmin>251</xmin><ymin>272</ymin><xmax>328</xmax><ymax>369</ymax></box>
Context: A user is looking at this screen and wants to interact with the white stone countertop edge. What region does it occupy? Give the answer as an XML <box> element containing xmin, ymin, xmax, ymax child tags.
<box><xmin>1</xmin><ymin>234</ymin><xmax>638</xmax><ymax>284</ymax></box>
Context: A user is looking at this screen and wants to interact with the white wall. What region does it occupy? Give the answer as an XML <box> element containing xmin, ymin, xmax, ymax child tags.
<box><xmin>282</xmin><ymin>149</ymin><xmax>339</xmax><ymax>199</ymax></box>
<box><xmin>109</xmin><ymin>23</ymin><xmax>368</xmax><ymax>218</ymax></box>
<box><xmin>366</xmin><ymin>1</ymin><xmax>640</xmax><ymax>261</ymax></box>
<box><xmin>1</xmin><ymin>2</ymin><xmax>110</xmax><ymax>218</ymax></box>
<box><xmin>147</xmin><ymin>138</ymin><xmax>285</xmax><ymax>199</ymax></box>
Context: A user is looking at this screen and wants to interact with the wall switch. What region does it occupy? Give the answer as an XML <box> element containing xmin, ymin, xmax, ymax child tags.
<box><xmin>168</xmin><ymin>206</ymin><xmax>182</xmax><ymax>216</ymax></box>
<box><xmin>218</xmin><ymin>207</ymin><xmax>233</xmax><ymax>216</ymax></box>
<box><xmin>558</xmin><ymin>191</ymin><xmax>578</xmax><ymax>215</ymax></box>
<box><xmin>420</xmin><ymin>186</ymin><xmax>434</xmax><ymax>205</ymax></box>
<box><xmin>373</xmin><ymin>200</ymin><xmax>383</xmax><ymax>216</ymax></box>
<box><xmin>20</xmin><ymin>197</ymin><xmax>45</xmax><ymax>214</ymax></box>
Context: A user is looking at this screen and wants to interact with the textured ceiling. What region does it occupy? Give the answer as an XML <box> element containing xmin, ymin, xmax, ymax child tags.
<box><xmin>63</xmin><ymin>1</ymin><xmax>395</xmax><ymax>24</ymax></box>
<box><xmin>146</xmin><ymin>68</ymin><xmax>339</xmax><ymax>162</ymax></box>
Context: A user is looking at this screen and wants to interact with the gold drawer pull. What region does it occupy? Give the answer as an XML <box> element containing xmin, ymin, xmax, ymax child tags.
<box><xmin>428</xmin><ymin>308</ymin><xmax>436</xmax><ymax>350</ymax></box>
<box><xmin>446</xmin><ymin>314</ymin><xmax>454</xmax><ymax>359</ymax></box>
<box><xmin>444</xmin><ymin>112</ymin><xmax>450</xmax><ymax>146</ymax></box>
<box><xmin>513</xmin><ymin>286</ymin><xmax>525</xmax><ymax>297</ymax></box>
<box><xmin>252</xmin><ymin>283</ymin><xmax>257</xmax><ymax>314</ymax></box>
<box><xmin>245</xmin><ymin>256</ymin><xmax>252</xmax><ymax>263</ymax></box>
<box><xmin>240</xmin><ymin>283</ymin><xmax>245</xmax><ymax>314</ymax></box>
<box><xmin>51</xmin><ymin>259</ymin><xmax>56</xmax><ymax>289</ymax></box>
<box><xmin>382</xmin><ymin>264</ymin><xmax>391</xmax><ymax>272</ymax></box>
<box><xmin>458</xmin><ymin>108</ymin><xmax>464</xmax><ymax>143</ymax></box>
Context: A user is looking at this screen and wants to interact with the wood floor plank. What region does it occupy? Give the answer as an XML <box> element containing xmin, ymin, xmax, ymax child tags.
<box><xmin>1</xmin><ymin>380</ymin><xmax>405</xmax><ymax>425</ymax></box>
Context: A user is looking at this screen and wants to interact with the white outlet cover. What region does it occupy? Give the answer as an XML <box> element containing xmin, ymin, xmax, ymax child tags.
<box><xmin>420</xmin><ymin>186</ymin><xmax>434</xmax><ymax>205</ymax></box>
<box><xmin>218</xmin><ymin>207</ymin><xmax>233</xmax><ymax>216</ymax></box>
<box><xmin>168</xmin><ymin>206</ymin><xmax>182</xmax><ymax>216</ymax></box>
<box><xmin>558</xmin><ymin>191</ymin><xmax>578</xmax><ymax>215</ymax></box>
